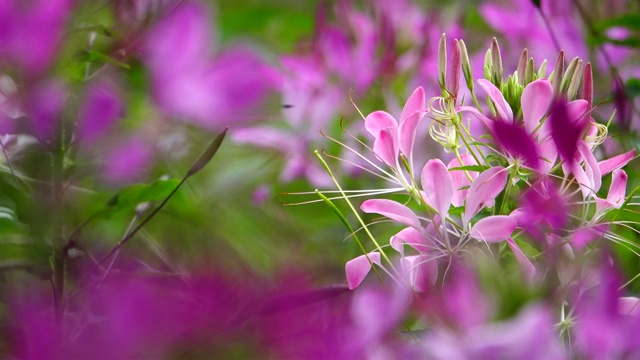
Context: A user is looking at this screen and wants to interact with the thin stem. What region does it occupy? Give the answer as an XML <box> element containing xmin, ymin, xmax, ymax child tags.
<box><xmin>315</xmin><ymin>151</ymin><xmax>399</xmax><ymax>274</ymax></box>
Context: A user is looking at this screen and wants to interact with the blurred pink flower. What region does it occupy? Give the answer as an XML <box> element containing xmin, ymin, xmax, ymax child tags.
<box><xmin>101</xmin><ymin>136</ymin><xmax>153</xmax><ymax>184</ymax></box>
<box><xmin>0</xmin><ymin>0</ymin><xmax>73</xmax><ymax>75</ymax></box>
<box><xmin>76</xmin><ymin>81</ymin><xmax>124</xmax><ymax>145</ymax></box>
<box><xmin>143</xmin><ymin>1</ymin><xmax>278</xmax><ymax>130</ymax></box>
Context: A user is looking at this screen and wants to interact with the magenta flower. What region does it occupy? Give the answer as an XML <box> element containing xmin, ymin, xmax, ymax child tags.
<box><xmin>0</xmin><ymin>0</ymin><xmax>73</xmax><ymax>75</ymax></box>
<box><xmin>143</xmin><ymin>1</ymin><xmax>277</xmax><ymax>130</ymax></box>
<box><xmin>23</xmin><ymin>80</ymin><xmax>67</xmax><ymax>142</ymax></box>
<box><xmin>101</xmin><ymin>135</ymin><xmax>153</xmax><ymax>185</ymax></box>
<box><xmin>76</xmin><ymin>81</ymin><xmax>124</xmax><ymax>145</ymax></box>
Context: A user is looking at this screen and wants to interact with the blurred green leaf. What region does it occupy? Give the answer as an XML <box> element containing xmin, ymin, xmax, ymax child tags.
<box><xmin>107</xmin><ymin>178</ymin><xmax>181</xmax><ymax>210</ymax></box>
<box><xmin>75</xmin><ymin>50</ymin><xmax>131</xmax><ymax>69</ymax></box>
<box><xmin>626</xmin><ymin>78</ymin><xmax>640</xmax><ymax>98</ymax></box>
<box><xmin>598</xmin><ymin>14</ymin><xmax>640</xmax><ymax>31</ymax></box>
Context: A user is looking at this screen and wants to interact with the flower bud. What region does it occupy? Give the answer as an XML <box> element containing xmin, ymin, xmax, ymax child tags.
<box><xmin>459</xmin><ymin>40</ymin><xmax>474</xmax><ymax>92</ymax></box>
<box><xmin>516</xmin><ymin>48</ymin><xmax>528</xmax><ymax>85</ymax></box>
<box><xmin>524</xmin><ymin>57</ymin><xmax>535</xmax><ymax>85</ymax></box>
<box><xmin>483</xmin><ymin>49</ymin><xmax>492</xmax><ymax>80</ymax></box>
<box><xmin>560</xmin><ymin>57</ymin><xmax>580</xmax><ymax>98</ymax></box>
<box><xmin>438</xmin><ymin>33</ymin><xmax>447</xmax><ymax>97</ymax></box>
<box><xmin>582</xmin><ymin>62</ymin><xmax>593</xmax><ymax>107</ymax></box>
<box><xmin>537</xmin><ymin>59</ymin><xmax>547</xmax><ymax>79</ymax></box>
<box><xmin>551</xmin><ymin>50</ymin><xmax>564</xmax><ymax>97</ymax></box>
<box><xmin>566</xmin><ymin>59</ymin><xmax>583</xmax><ymax>101</ymax></box>
<box><xmin>490</xmin><ymin>38</ymin><xmax>503</xmax><ymax>87</ymax></box>
<box><xmin>448</xmin><ymin>39</ymin><xmax>461</xmax><ymax>99</ymax></box>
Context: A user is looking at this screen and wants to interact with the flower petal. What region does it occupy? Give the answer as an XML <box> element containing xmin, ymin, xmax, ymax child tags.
<box><xmin>372</xmin><ymin>127</ymin><xmax>398</xmax><ymax>167</ymax></box>
<box><xmin>469</xmin><ymin>215</ymin><xmax>515</xmax><ymax>242</ymax></box>
<box><xmin>390</xmin><ymin>227</ymin><xmax>430</xmax><ymax>254</ymax></box>
<box><xmin>578</xmin><ymin>141</ymin><xmax>602</xmax><ymax>194</ymax></box>
<box><xmin>598</xmin><ymin>149</ymin><xmax>636</xmax><ymax>175</ymax></box>
<box><xmin>607</xmin><ymin>169</ymin><xmax>628</xmax><ymax>208</ymax></box>
<box><xmin>549</xmin><ymin>100</ymin><xmax>587</xmax><ymax>166</ymax></box>
<box><xmin>398</xmin><ymin>109</ymin><xmax>425</xmax><ymax>161</ymax></box>
<box><xmin>477</xmin><ymin>79</ymin><xmax>513</xmax><ymax>122</ymax></box>
<box><xmin>521</xmin><ymin>79</ymin><xmax>553</xmax><ymax>134</ymax></box>
<box><xmin>401</xmin><ymin>255</ymin><xmax>437</xmax><ymax>292</ymax></box>
<box><xmin>491</xmin><ymin>120</ymin><xmax>541</xmax><ymax>171</ymax></box>
<box><xmin>364</xmin><ymin>110</ymin><xmax>397</xmax><ymax>136</ymax></box>
<box><xmin>463</xmin><ymin>167</ymin><xmax>508</xmax><ymax>226</ymax></box>
<box><xmin>361</xmin><ymin>199</ymin><xmax>421</xmax><ymax>229</ymax></box>
<box><xmin>506</xmin><ymin>237</ymin><xmax>535</xmax><ymax>283</ymax></box>
<box><xmin>421</xmin><ymin>159</ymin><xmax>453</xmax><ymax>217</ymax></box>
<box><xmin>399</xmin><ymin>86</ymin><xmax>425</xmax><ymax>122</ymax></box>
<box><xmin>346</xmin><ymin>252</ymin><xmax>381</xmax><ymax>290</ymax></box>
<box><xmin>448</xmin><ymin>154</ymin><xmax>478</xmax><ymax>207</ymax></box>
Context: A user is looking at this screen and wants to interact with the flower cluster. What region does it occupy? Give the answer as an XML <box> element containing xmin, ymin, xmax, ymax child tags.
<box><xmin>315</xmin><ymin>34</ymin><xmax>639</xmax><ymax>356</ymax></box>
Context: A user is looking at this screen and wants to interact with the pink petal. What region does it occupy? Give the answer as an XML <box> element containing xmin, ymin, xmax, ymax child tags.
<box><xmin>401</xmin><ymin>255</ymin><xmax>437</xmax><ymax>292</ymax></box>
<box><xmin>506</xmin><ymin>237</ymin><xmax>535</xmax><ymax>282</ymax></box>
<box><xmin>372</xmin><ymin>127</ymin><xmax>398</xmax><ymax>167</ymax></box>
<box><xmin>390</xmin><ymin>227</ymin><xmax>430</xmax><ymax>253</ymax></box>
<box><xmin>361</xmin><ymin>199</ymin><xmax>421</xmax><ymax>229</ymax></box>
<box><xmin>399</xmin><ymin>87</ymin><xmax>425</xmax><ymax>122</ymax></box>
<box><xmin>448</xmin><ymin>154</ymin><xmax>478</xmax><ymax>207</ymax></box>
<box><xmin>578</xmin><ymin>141</ymin><xmax>602</xmax><ymax>194</ymax></box>
<box><xmin>457</xmin><ymin>105</ymin><xmax>494</xmax><ymax>129</ymax></box>
<box><xmin>397</xmin><ymin>109</ymin><xmax>425</xmax><ymax>161</ymax></box>
<box><xmin>345</xmin><ymin>252</ymin><xmax>382</xmax><ymax>290</ymax></box>
<box><xmin>598</xmin><ymin>149</ymin><xmax>636</xmax><ymax>175</ymax></box>
<box><xmin>521</xmin><ymin>79</ymin><xmax>553</xmax><ymax>134</ymax></box>
<box><xmin>619</xmin><ymin>297</ymin><xmax>640</xmax><ymax>316</ymax></box>
<box><xmin>538</xmin><ymin>137</ymin><xmax>558</xmax><ymax>174</ymax></box>
<box><xmin>469</xmin><ymin>215</ymin><xmax>515</xmax><ymax>242</ymax></box>
<box><xmin>566</xmin><ymin>99</ymin><xmax>589</xmax><ymax>124</ymax></box>
<box><xmin>477</xmin><ymin>79</ymin><xmax>513</xmax><ymax>122</ymax></box>
<box><xmin>607</xmin><ymin>169</ymin><xmax>628</xmax><ymax>208</ymax></box>
<box><xmin>463</xmin><ymin>167</ymin><xmax>508</xmax><ymax>226</ymax></box>
<box><xmin>364</xmin><ymin>110</ymin><xmax>397</xmax><ymax>137</ymax></box>
<box><xmin>421</xmin><ymin>159</ymin><xmax>453</xmax><ymax>217</ymax></box>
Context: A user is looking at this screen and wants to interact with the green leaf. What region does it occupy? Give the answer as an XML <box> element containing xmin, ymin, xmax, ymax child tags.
<box><xmin>448</xmin><ymin>165</ymin><xmax>490</xmax><ymax>172</ymax></box>
<box><xmin>107</xmin><ymin>178</ymin><xmax>181</xmax><ymax>210</ymax></box>
<box><xmin>186</xmin><ymin>128</ymin><xmax>228</xmax><ymax>177</ymax></box>
<box><xmin>626</xmin><ymin>78</ymin><xmax>640</xmax><ymax>98</ymax></box>
<box><xmin>596</xmin><ymin>36</ymin><xmax>640</xmax><ymax>48</ymax></box>
<box><xmin>448</xmin><ymin>205</ymin><xmax>465</xmax><ymax>215</ymax></box>
<box><xmin>598</xmin><ymin>14</ymin><xmax>640</xmax><ymax>32</ymax></box>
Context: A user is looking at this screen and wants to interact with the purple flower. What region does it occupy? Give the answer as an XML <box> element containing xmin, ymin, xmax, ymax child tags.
<box><xmin>143</xmin><ymin>1</ymin><xmax>278</xmax><ymax>130</ymax></box>
<box><xmin>101</xmin><ymin>135</ymin><xmax>153</xmax><ymax>184</ymax></box>
<box><xmin>23</xmin><ymin>80</ymin><xmax>67</xmax><ymax>142</ymax></box>
<box><xmin>0</xmin><ymin>0</ymin><xmax>73</xmax><ymax>75</ymax></box>
<box><xmin>76</xmin><ymin>81</ymin><xmax>124</xmax><ymax>145</ymax></box>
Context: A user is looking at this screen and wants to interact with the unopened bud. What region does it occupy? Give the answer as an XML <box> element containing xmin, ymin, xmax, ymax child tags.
<box><xmin>484</xmin><ymin>49</ymin><xmax>492</xmax><ymax>80</ymax></box>
<box><xmin>448</xmin><ymin>39</ymin><xmax>461</xmax><ymax>99</ymax></box>
<box><xmin>490</xmin><ymin>38</ymin><xmax>503</xmax><ymax>87</ymax></box>
<box><xmin>582</xmin><ymin>62</ymin><xmax>593</xmax><ymax>106</ymax></box>
<box><xmin>560</xmin><ymin>57</ymin><xmax>580</xmax><ymax>98</ymax></box>
<box><xmin>459</xmin><ymin>40</ymin><xmax>474</xmax><ymax>92</ymax></box>
<box><xmin>438</xmin><ymin>33</ymin><xmax>447</xmax><ymax>97</ymax></box>
<box><xmin>517</xmin><ymin>49</ymin><xmax>528</xmax><ymax>85</ymax></box>
<box><xmin>566</xmin><ymin>59</ymin><xmax>583</xmax><ymax>101</ymax></box>
<box><xmin>551</xmin><ymin>50</ymin><xmax>564</xmax><ymax>97</ymax></box>
<box><xmin>524</xmin><ymin>57</ymin><xmax>535</xmax><ymax>85</ymax></box>
<box><xmin>537</xmin><ymin>59</ymin><xmax>547</xmax><ymax>79</ymax></box>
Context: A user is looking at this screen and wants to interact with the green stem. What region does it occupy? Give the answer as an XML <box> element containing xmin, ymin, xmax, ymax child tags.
<box><xmin>455</xmin><ymin>123</ymin><xmax>482</xmax><ymax>166</ymax></box>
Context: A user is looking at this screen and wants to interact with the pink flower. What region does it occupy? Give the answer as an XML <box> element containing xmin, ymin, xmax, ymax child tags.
<box><xmin>143</xmin><ymin>1</ymin><xmax>277</xmax><ymax>130</ymax></box>
<box><xmin>364</xmin><ymin>86</ymin><xmax>426</xmax><ymax>173</ymax></box>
